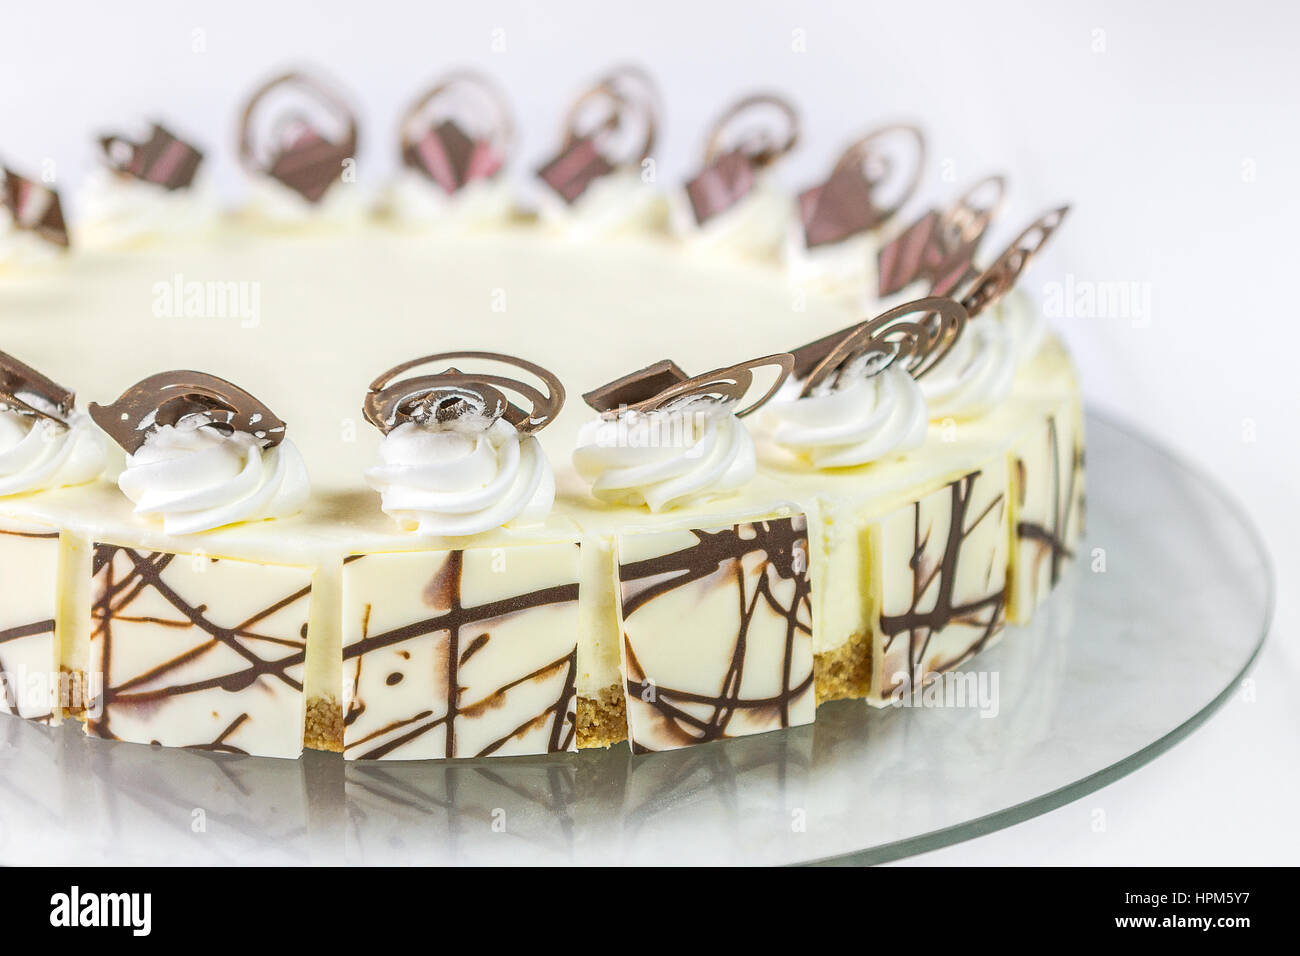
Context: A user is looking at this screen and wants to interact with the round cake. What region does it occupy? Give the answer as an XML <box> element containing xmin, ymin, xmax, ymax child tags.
<box><xmin>0</xmin><ymin>67</ymin><xmax>1084</xmax><ymax>760</ymax></box>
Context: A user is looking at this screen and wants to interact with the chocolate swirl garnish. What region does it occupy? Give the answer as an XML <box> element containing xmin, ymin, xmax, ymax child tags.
<box><xmin>0</xmin><ymin>350</ymin><xmax>76</xmax><ymax>426</ymax></box>
<box><xmin>89</xmin><ymin>371</ymin><xmax>287</xmax><ymax>454</ymax></box>
<box><xmin>364</xmin><ymin>351</ymin><xmax>565</xmax><ymax>436</ymax></box>
<box><xmin>789</xmin><ymin>297</ymin><xmax>968</xmax><ymax>398</ymax></box>
<box><xmin>685</xmin><ymin>93</ymin><xmax>800</xmax><ymax>226</ymax></box>
<box><xmin>2</xmin><ymin>168</ymin><xmax>69</xmax><ymax>248</ymax></box>
<box><xmin>239</xmin><ymin>70</ymin><xmax>359</xmax><ymax>204</ymax></box>
<box><xmin>99</xmin><ymin>123</ymin><xmax>203</xmax><ymax>191</ymax></box>
<box><xmin>798</xmin><ymin>124</ymin><xmax>926</xmax><ymax>247</ymax></box>
<box><xmin>958</xmin><ymin>206</ymin><xmax>1071</xmax><ymax>319</ymax></box>
<box><xmin>877</xmin><ymin>174</ymin><xmax>1007</xmax><ymax>297</ymax></box>
<box><xmin>536</xmin><ymin>65</ymin><xmax>660</xmax><ymax>204</ymax></box>
<box><xmin>582</xmin><ymin>353</ymin><xmax>794</xmax><ymax>419</ymax></box>
<box><xmin>400</xmin><ymin>71</ymin><xmax>512</xmax><ymax>194</ymax></box>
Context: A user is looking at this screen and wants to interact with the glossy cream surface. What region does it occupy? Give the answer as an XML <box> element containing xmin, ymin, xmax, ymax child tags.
<box><xmin>0</xmin><ymin>223</ymin><xmax>1077</xmax><ymax>701</ymax></box>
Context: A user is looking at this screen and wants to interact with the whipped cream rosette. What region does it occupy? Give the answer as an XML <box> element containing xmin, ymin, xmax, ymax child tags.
<box><xmin>785</xmin><ymin>124</ymin><xmax>926</xmax><ymax>299</ymax></box>
<box><xmin>769</xmin><ymin>297</ymin><xmax>967</xmax><ymax>468</ymax></box>
<box><xmin>385</xmin><ymin>71</ymin><xmax>517</xmax><ymax>230</ymax></box>
<box><xmin>89</xmin><ymin>371</ymin><xmax>309</xmax><ymax>535</ymax></box>
<box><xmin>920</xmin><ymin>206</ymin><xmax>1071</xmax><ymax>419</ymax></box>
<box><xmin>535</xmin><ymin>65</ymin><xmax>665</xmax><ymax>240</ymax></box>
<box><xmin>673</xmin><ymin>93</ymin><xmax>800</xmax><ymax>260</ymax></box>
<box><xmin>0</xmin><ymin>350</ymin><xmax>106</xmax><ymax>496</ymax></box>
<box><xmin>362</xmin><ymin>351</ymin><xmax>565</xmax><ymax>537</ymax></box>
<box><xmin>0</xmin><ymin>168</ymin><xmax>69</xmax><ymax>268</ymax></box>
<box><xmin>574</xmin><ymin>353</ymin><xmax>794</xmax><ymax>511</ymax></box>
<box><xmin>76</xmin><ymin>122</ymin><xmax>219</xmax><ymax>248</ymax></box>
<box><xmin>237</xmin><ymin>70</ymin><xmax>367</xmax><ymax>227</ymax></box>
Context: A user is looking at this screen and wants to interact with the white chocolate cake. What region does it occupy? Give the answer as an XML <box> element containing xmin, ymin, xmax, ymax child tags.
<box><xmin>0</xmin><ymin>68</ymin><xmax>1084</xmax><ymax>761</ymax></box>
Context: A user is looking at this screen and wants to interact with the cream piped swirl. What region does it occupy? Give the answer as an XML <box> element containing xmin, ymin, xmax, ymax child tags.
<box><xmin>573</xmin><ymin>400</ymin><xmax>756</xmax><ymax>512</ymax></box>
<box><xmin>920</xmin><ymin>319</ymin><xmax>1019</xmax><ymax>420</ymax></box>
<box><xmin>767</xmin><ymin>364</ymin><xmax>928</xmax><ymax>468</ymax></box>
<box><xmin>365</xmin><ymin>417</ymin><xmax>555</xmax><ymax>537</ymax></box>
<box><xmin>0</xmin><ymin>408</ymin><xmax>107</xmax><ymax>496</ymax></box>
<box><xmin>117</xmin><ymin>413</ymin><xmax>309</xmax><ymax>535</ymax></box>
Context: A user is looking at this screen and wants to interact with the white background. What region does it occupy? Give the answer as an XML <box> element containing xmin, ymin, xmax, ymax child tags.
<box><xmin>3</xmin><ymin>0</ymin><xmax>1297</xmax><ymax>863</ymax></box>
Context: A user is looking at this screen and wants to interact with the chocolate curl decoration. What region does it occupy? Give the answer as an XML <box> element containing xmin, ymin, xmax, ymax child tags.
<box><xmin>583</xmin><ymin>353</ymin><xmax>795</xmax><ymax>419</ymax></box>
<box><xmin>89</xmin><ymin>371</ymin><xmax>287</xmax><ymax>455</ymax></box>
<box><xmin>400</xmin><ymin>71</ymin><xmax>512</xmax><ymax>195</ymax></box>
<box><xmin>798</xmin><ymin>125</ymin><xmax>926</xmax><ymax>248</ymax></box>
<box><xmin>536</xmin><ymin>65</ymin><xmax>659</xmax><ymax>204</ymax></box>
<box><xmin>0</xmin><ymin>350</ymin><xmax>76</xmax><ymax>426</ymax></box>
<box><xmin>876</xmin><ymin>174</ymin><xmax>1007</xmax><ymax>297</ymax></box>
<box><xmin>685</xmin><ymin>93</ymin><xmax>799</xmax><ymax>226</ymax></box>
<box><xmin>239</xmin><ymin>70</ymin><xmax>359</xmax><ymax>204</ymax></box>
<box><xmin>99</xmin><ymin>123</ymin><xmax>203</xmax><ymax>191</ymax></box>
<box><xmin>364</xmin><ymin>351</ymin><xmax>565</xmax><ymax>436</ymax></box>
<box><xmin>789</xmin><ymin>297</ymin><xmax>968</xmax><ymax>398</ymax></box>
<box><xmin>958</xmin><ymin>206</ymin><xmax>1071</xmax><ymax>319</ymax></box>
<box><xmin>1</xmin><ymin>168</ymin><xmax>69</xmax><ymax>248</ymax></box>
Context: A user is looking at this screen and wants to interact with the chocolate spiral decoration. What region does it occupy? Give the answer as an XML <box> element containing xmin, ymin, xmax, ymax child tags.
<box><xmin>791</xmin><ymin>297</ymin><xmax>969</xmax><ymax>397</ymax></box>
<box><xmin>938</xmin><ymin>174</ymin><xmax>1008</xmax><ymax>250</ymax></box>
<box><xmin>560</xmin><ymin>64</ymin><xmax>660</xmax><ymax>166</ymax></box>
<box><xmin>831</xmin><ymin>124</ymin><xmax>926</xmax><ymax>225</ymax></box>
<box><xmin>238</xmin><ymin>70</ymin><xmax>359</xmax><ymax>203</ymax></box>
<box><xmin>399</xmin><ymin>70</ymin><xmax>514</xmax><ymax>177</ymax></box>
<box><xmin>960</xmin><ymin>206</ymin><xmax>1071</xmax><ymax>319</ymax></box>
<box><xmin>703</xmin><ymin>93</ymin><xmax>800</xmax><ymax>168</ymax></box>
<box><xmin>583</xmin><ymin>354</ymin><xmax>795</xmax><ymax>419</ymax></box>
<box><xmin>89</xmin><ymin>372</ymin><xmax>287</xmax><ymax>454</ymax></box>
<box><xmin>0</xmin><ymin>350</ymin><xmax>76</xmax><ymax>426</ymax></box>
<box><xmin>364</xmin><ymin>352</ymin><xmax>565</xmax><ymax>436</ymax></box>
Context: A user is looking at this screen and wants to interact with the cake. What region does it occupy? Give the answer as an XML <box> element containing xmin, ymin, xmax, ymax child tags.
<box><xmin>0</xmin><ymin>66</ymin><xmax>1084</xmax><ymax>761</ymax></box>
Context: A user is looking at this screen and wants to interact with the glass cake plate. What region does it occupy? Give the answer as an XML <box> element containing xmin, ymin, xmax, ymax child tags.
<box><xmin>0</xmin><ymin>411</ymin><xmax>1272</xmax><ymax>866</ymax></box>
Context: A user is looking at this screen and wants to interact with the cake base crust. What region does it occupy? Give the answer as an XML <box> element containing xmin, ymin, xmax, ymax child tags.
<box><xmin>575</xmin><ymin>685</ymin><xmax>628</xmax><ymax>749</ymax></box>
<box><xmin>813</xmin><ymin>636</ymin><xmax>873</xmax><ymax>705</ymax></box>
<box><xmin>304</xmin><ymin>695</ymin><xmax>343</xmax><ymax>753</ymax></box>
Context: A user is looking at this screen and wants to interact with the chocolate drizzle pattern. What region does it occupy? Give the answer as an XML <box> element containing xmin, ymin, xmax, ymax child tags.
<box><xmin>0</xmin><ymin>521</ymin><xmax>59</xmax><ymax>723</ymax></box>
<box><xmin>88</xmin><ymin>544</ymin><xmax>312</xmax><ymax>757</ymax></box>
<box><xmin>878</xmin><ymin>470</ymin><xmax>1008</xmax><ymax>695</ymax></box>
<box><xmin>342</xmin><ymin>546</ymin><xmax>581</xmax><ymax>760</ymax></box>
<box><xmin>617</xmin><ymin>516</ymin><xmax>815</xmax><ymax>753</ymax></box>
<box><xmin>1013</xmin><ymin>411</ymin><xmax>1086</xmax><ymax>615</ymax></box>
<box><xmin>2</xmin><ymin>168</ymin><xmax>69</xmax><ymax>248</ymax></box>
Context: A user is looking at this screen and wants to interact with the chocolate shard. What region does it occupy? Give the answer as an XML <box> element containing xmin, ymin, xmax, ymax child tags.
<box><xmin>798</xmin><ymin>162</ymin><xmax>879</xmax><ymax>248</ymax></box>
<box><xmin>684</xmin><ymin>150</ymin><xmax>755</xmax><ymax>226</ymax></box>
<box><xmin>239</xmin><ymin>71</ymin><xmax>359</xmax><ymax>205</ymax></box>
<box><xmin>88</xmin><ymin>371</ymin><xmax>287</xmax><ymax>455</ymax></box>
<box><xmin>581</xmin><ymin>359</ymin><xmax>689</xmax><ymax>413</ymax></box>
<box><xmin>404</xmin><ymin>119</ymin><xmax>503</xmax><ymax>195</ymax></box>
<box><xmin>100</xmin><ymin>123</ymin><xmax>203</xmax><ymax>191</ymax></box>
<box><xmin>536</xmin><ymin>136</ymin><xmax>615</xmax><ymax>204</ymax></box>
<box><xmin>1</xmin><ymin>169</ymin><xmax>69</xmax><ymax>248</ymax></box>
<box><xmin>877</xmin><ymin>209</ymin><xmax>982</xmax><ymax>297</ymax></box>
<box><xmin>0</xmin><ymin>349</ymin><xmax>75</xmax><ymax>425</ymax></box>
<box><xmin>268</xmin><ymin>123</ymin><xmax>349</xmax><ymax>204</ymax></box>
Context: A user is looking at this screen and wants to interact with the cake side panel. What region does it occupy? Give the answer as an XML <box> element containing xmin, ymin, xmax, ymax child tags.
<box><xmin>340</xmin><ymin>542</ymin><xmax>581</xmax><ymax>761</ymax></box>
<box><xmin>616</xmin><ymin>515</ymin><xmax>816</xmax><ymax>753</ymax></box>
<box><xmin>1007</xmin><ymin>399</ymin><xmax>1087</xmax><ymax>623</ymax></box>
<box><xmin>86</xmin><ymin>544</ymin><xmax>311</xmax><ymax>758</ymax></box>
<box><xmin>872</xmin><ymin>462</ymin><xmax>1010</xmax><ymax>702</ymax></box>
<box><xmin>0</xmin><ymin>518</ymin><xmax>61</xmax><ymax>723</ymax></box>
